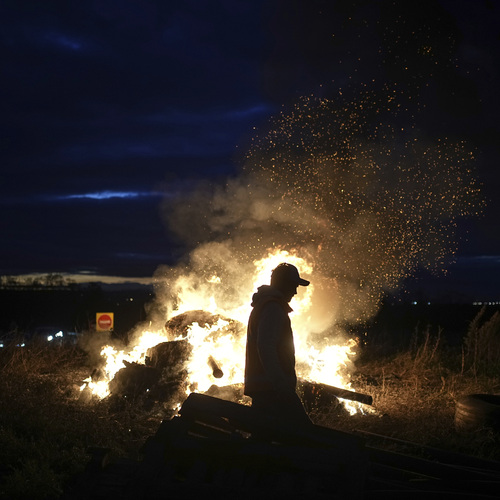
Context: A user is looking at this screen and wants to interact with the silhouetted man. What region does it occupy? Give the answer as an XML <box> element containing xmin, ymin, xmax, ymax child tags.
<box><xmin>244</xmin><ymin>262</ymin><xmax>312</xmax><ymax>425</ymax></box>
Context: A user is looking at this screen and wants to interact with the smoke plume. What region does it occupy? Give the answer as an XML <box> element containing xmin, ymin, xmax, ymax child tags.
<box><xmin>152</xmin><ymin>85</ymin><xmax>483</xmax><ymax>340</ymax></box>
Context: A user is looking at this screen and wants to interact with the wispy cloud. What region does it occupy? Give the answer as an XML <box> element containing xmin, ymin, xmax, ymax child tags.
<box><xmin>43</xmin><ymin>31</ymin><xmax>84</xmax><ymax>51</ymax></box>
<box><xmin>53</xmin><ymin>190</ymin><xmax>163</xmax><ymax>201</ymax></box>
<box><xmin>457</xmin><ymin>255</ymin><xmax>500</xmax><ymax>264</ymax></box>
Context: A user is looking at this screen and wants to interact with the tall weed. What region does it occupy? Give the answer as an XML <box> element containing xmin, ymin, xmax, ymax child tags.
<box><xmin>410</xmin><ymin>324</ymin><xmax>442</xmax><ymax>371</ymax></box>
<box><xmin>463</xmin><ymin>307</ymin><xmax>500</xmax><ymax>377</ymax></box>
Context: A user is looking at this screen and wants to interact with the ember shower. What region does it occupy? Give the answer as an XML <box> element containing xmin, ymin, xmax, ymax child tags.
<box><xmin>154</xmin><ymin>85</ymin><xmax>483</xmax><ymax>337</ymax></box>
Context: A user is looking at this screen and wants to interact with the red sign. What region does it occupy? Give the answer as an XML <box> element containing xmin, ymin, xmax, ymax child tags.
<box><xmin>96</xmin><ymin>312</ymin><xmax>114</xmax><ymax>331</ymax></box>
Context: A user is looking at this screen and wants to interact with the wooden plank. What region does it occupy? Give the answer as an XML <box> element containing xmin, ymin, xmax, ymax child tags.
<box><xmin>358</xmin><ymin>430</ymin><xmax>500</xmax><ymax>476</ymax></box>
<box><xmin>367</xmin><ymin>446</ymin><xmax>499</xmax><ymax>481</ymax></box>
<box><xmin>179</xmin><ymin>392</ymin><xmax>366</xmax><ymax>453</ymax></box>
<box><xmin>300</xmin><ymin>379</ymin><xmax>373</xmax><ymax>406</ymax></box>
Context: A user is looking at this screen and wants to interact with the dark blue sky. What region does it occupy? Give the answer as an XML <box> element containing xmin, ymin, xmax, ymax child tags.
<box><xmin>1</xmin><ymin>0</ymin><xmax>499</xmax><ymax>300</ymax></box>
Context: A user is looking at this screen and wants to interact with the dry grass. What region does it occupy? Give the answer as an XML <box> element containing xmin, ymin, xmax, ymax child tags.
<box><xmin>1</xmin><ymin>310</ymin><xmax>499</xmax><ymax>499</ymax></box>
<box><xmin>0</xmin><ymin>341</ymin><xmax>167</xmax><ymax>500</ymax></box>
<box><xmin>312</xmin><ymin>319</ymin><xmax>500</xmax><ymax>462</ymax></box>
<box><xmin>336</xmin><ymin>361</ymin><xmax>499</xmax><ymax>457</ymax></box>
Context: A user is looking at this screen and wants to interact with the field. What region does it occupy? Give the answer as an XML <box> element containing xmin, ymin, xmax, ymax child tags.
<box><xmin>1</xmin><ymin>303</ymin><xmax>499</xmax><ymax>500</ymax></box>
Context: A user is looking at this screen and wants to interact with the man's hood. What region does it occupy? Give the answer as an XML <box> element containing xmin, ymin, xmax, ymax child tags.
<box><xmin>250</xmin><ymin>285</ymin><xmax>292</xmax><ymax>312</ymax></box>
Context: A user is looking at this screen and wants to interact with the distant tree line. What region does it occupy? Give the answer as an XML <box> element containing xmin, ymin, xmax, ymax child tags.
<box><xmin>0</xmin><ymin>274</ymin><xmax>78</xmax><ymax>289</ymax></box>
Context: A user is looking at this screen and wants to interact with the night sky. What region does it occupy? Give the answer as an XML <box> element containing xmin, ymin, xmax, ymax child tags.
<box><xmin>1</xmin><ymin>0</ymin><xmax>500</xmax><ymax>300</ymax></box>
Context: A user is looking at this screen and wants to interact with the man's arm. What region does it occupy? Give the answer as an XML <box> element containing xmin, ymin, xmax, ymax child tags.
<box><xmin>256</xmin><ymin>302</ymin><xmax>294</xmax><ymax>394</ymax></box>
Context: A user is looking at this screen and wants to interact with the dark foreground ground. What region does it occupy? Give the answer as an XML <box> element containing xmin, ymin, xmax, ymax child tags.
<box><xmin>1</xmin><ymin>329</ymin><xmax>499</xmax><ymax>500</ymax></box>
<box><xmin>0</xmin><ymin>290</ymin><xmax>499</xmax><ymax>499</ymax></box>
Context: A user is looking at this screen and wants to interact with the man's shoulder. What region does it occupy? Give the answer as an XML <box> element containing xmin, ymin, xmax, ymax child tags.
<box><xmin>257</xmin><ymin>298</ymin><xmax>291</xmax><ymax>317</ymax></box>
<box><xmin>251</xmin><ymin>285</ymin><xmax>292</xmax><ymax>314</ymax></box>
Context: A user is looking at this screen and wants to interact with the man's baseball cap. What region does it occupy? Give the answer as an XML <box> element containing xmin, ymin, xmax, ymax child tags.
<box><xmin>271</xmin><ymin>263</ymin><xmax>310</xmax><ymax>287</ymax></box>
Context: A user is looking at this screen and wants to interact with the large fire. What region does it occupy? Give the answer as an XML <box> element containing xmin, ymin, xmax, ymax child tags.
<box><xmin>80</xmin><ymin>87</ymin><xmax>483</xmax><ymax>416</ymax></box>
<box><xmin>81</xmin><ymin>248</ymin><xmax>362</xmax><ymax>414</ymax></box>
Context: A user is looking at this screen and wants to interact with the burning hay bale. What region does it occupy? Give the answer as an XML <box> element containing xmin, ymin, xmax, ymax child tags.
<box><xmin>102</xmin><ymin>340</ymin><xmax>192</xmax><ymax>401</ymax></box>
<box><xmin>146</xmin><ymin>339</ymin><xmax>193</xmax><ymax>402</ymax></box>
<box><xmin>164</xmin><ymin>309</ymin><xmax>245</xmax><ymax>341</ymax></box>
<box><xmin>109</xmin><ymin>361</ymin><xmax>160</xmax><ymax>398</ymax></box>
<box><xmin>145</xmin><ymin>339</ymin><xmax>192</xmax><ymax>371</ymax></box>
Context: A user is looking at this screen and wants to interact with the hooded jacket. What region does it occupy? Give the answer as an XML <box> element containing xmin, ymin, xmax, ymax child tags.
<box><xmin>244</xmin><ymin>285</ymin><xmax>297</xmax><ymax>396</ymax></box>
